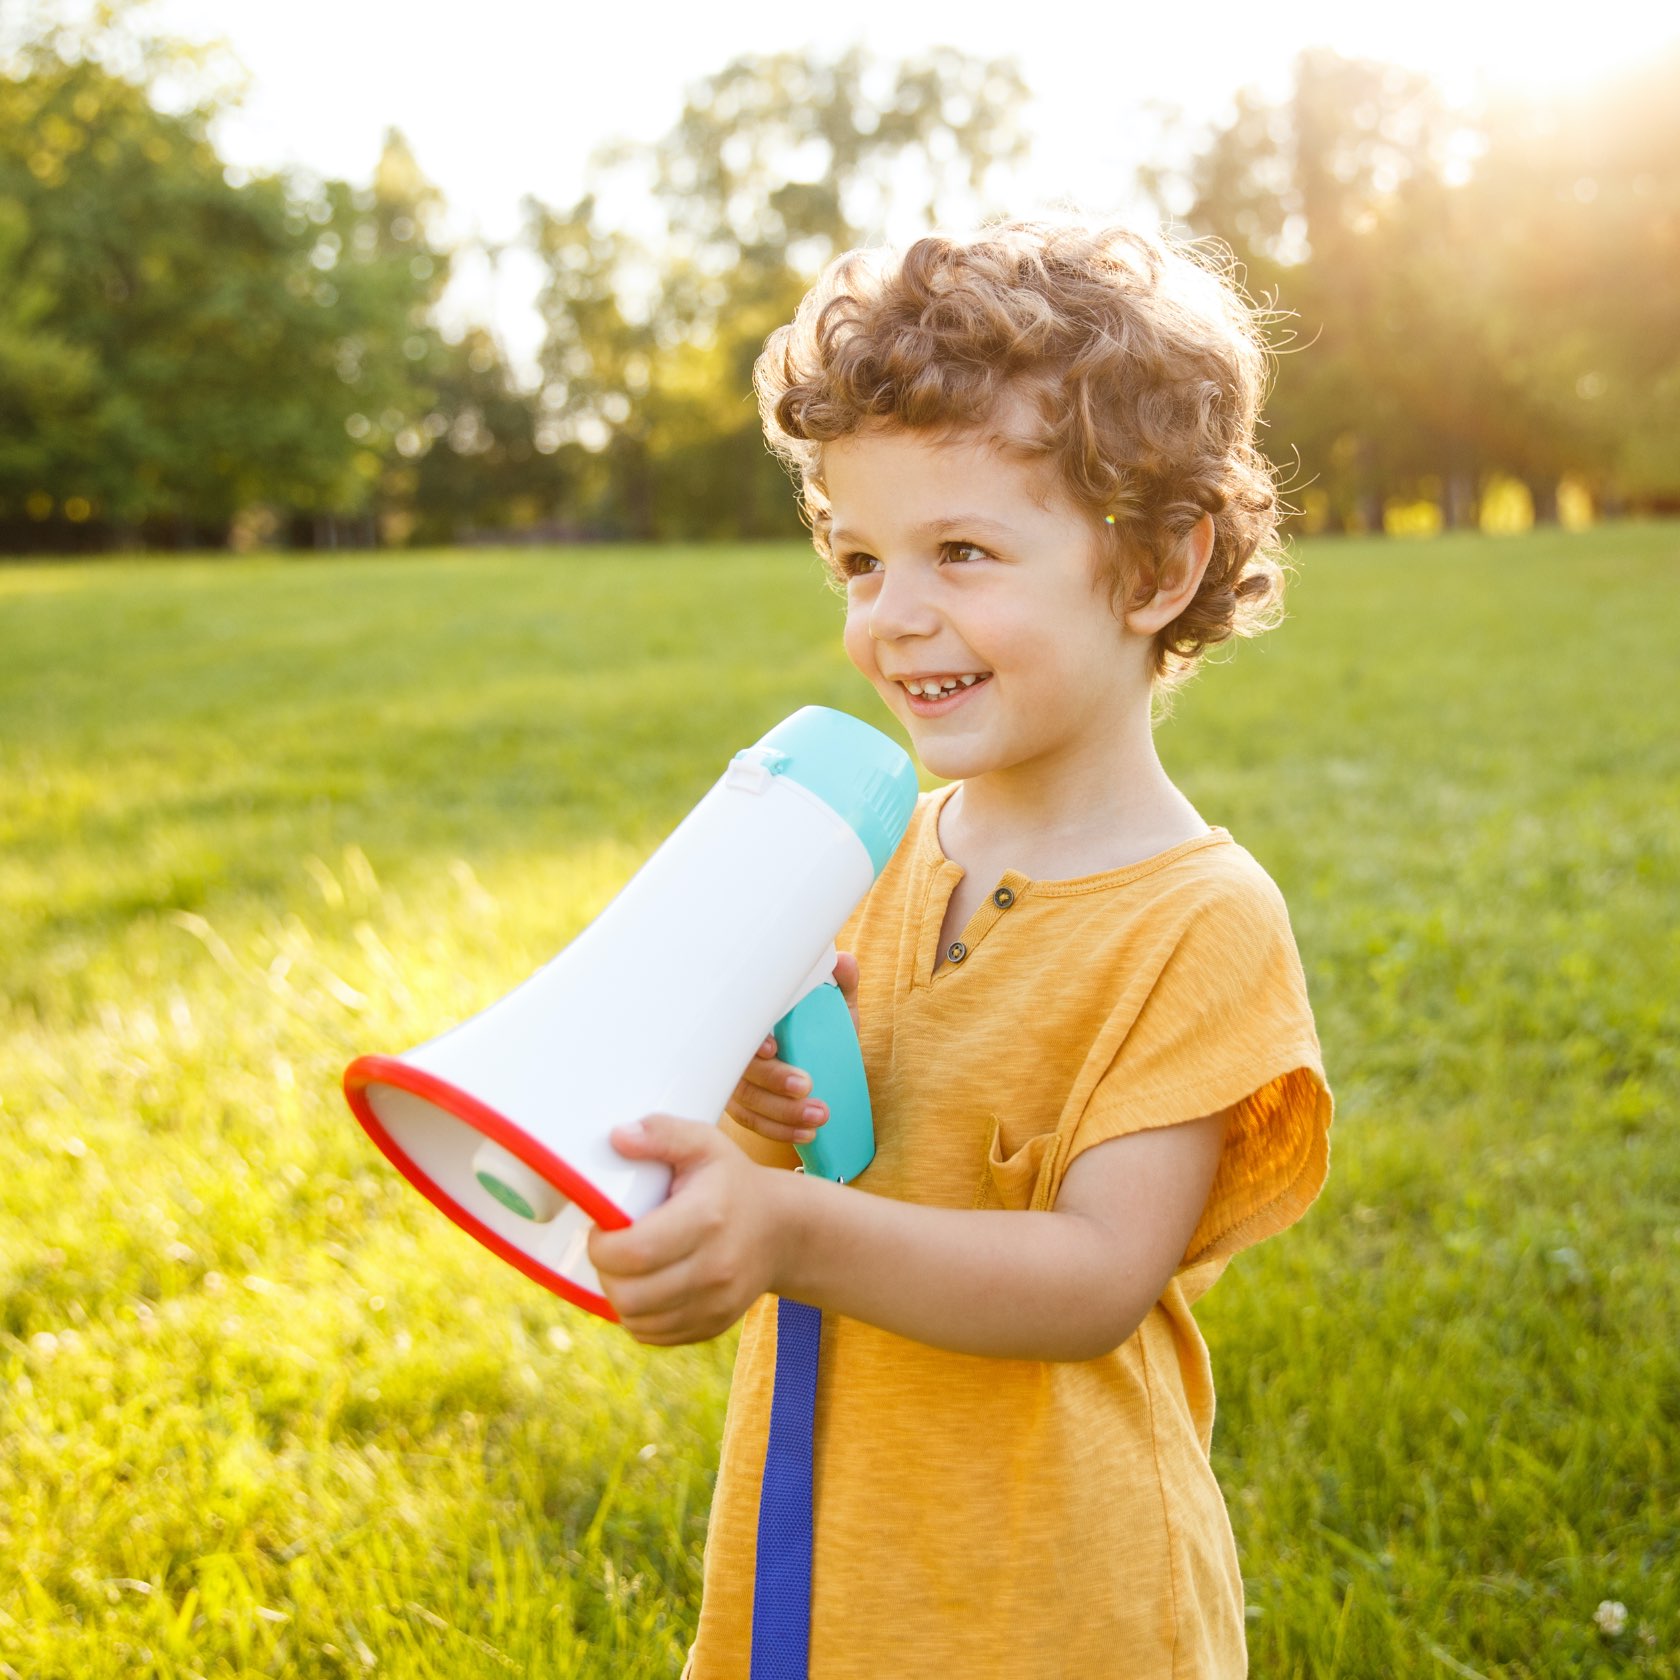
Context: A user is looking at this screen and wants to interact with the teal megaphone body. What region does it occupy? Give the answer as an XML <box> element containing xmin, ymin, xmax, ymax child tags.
<box><xmin>344</xmin><ymin>707</ymin><xmax>918</xmax><ymax>1320</ymax></box>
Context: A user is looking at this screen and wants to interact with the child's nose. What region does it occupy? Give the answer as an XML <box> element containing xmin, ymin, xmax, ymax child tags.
<box><xmin>867</xmin><ymin>563</ymin><xmax>939</xmax><ymax>640</ymax></box>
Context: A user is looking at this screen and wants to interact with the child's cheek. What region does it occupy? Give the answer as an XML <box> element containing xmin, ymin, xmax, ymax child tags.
<box><xmin>841</xmin><ymin>602</ymin><xmax>878</xmax><ymax>682</ymax></box>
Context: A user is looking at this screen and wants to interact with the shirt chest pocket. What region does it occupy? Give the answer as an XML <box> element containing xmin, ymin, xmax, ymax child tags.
<box><xmin>974</xmin><ymin>1117</ymin><xmax>1064</xmax><ymax>1212</ymax></box>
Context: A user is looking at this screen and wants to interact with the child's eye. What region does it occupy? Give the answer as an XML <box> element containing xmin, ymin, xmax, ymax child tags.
<box><xmin>837</xmin><ymin>551</ymin><xmax>880</xmax><ymax>578</ymax></box>
<box><xmin>942</xmin><ymin>541</ymin><xmax>989</xmax><ymax>564</ymax></box>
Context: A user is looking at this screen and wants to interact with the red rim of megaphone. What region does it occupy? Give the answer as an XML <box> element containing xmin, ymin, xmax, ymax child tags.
<box><xmin>344</xmin><ymin>1054</ymin><xmax>629</xmax><ymax>1321</ymax></box>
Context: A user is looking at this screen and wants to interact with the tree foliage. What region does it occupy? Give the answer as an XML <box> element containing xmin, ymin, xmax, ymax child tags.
<box><xmin>522</xmin><ymin>46</ymin><xmax>1030</xmax><ymax>541</ymax></box>
<box><xmin>1152</xmin><ymin>45</ymin><xmax>1680</xmax><ymax>529</ymax></box>
<box><xmin>0</xmin><ymin>14</ymin><xmax>457</xmax><ymax>548</ymax></box>
<box><xmin>1</xmin><ymin>10</ymin><xmax>1673</xmax><ymax>552</ymax></box>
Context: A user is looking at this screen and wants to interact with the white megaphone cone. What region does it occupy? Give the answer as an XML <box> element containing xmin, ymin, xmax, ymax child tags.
<box><xmin>344</xmin><ymin>706</ymin><xmax>918</xmax><ymax>1320</ymax></box>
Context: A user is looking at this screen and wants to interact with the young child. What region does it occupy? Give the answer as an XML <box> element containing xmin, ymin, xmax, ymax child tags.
<box><xmin>587</xmin><ymin>220</ymin><xmax>1334</xmax><ymax>1678</ymax></box>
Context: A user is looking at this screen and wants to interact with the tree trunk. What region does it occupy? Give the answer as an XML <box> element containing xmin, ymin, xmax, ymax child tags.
<box><xmin>623</xmin><ymin>439</ymin><xmax>656</xmax><ymax>541</ymax></box>
<box><xmin>1441</xmin><ymin>472</ymin><xmax>1476</xmax><ymax>531</ymax></box>
<box><xmin>1528</xmin><ymin>477</ymin><xmax>1559</xmax><ymax>525</ymax></box>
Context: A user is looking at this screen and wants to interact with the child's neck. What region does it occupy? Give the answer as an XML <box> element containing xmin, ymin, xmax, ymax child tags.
<box><xmin>939</xmin><ymin>734</ymin><xmax>1207</xmax><ymax>883</ymax></box>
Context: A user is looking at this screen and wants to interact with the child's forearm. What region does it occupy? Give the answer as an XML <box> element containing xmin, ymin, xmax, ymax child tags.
<box><xmin>764</xmin><ymin>1170</ymin><xmax>1149</xmax><ymax>1363</ymax></box>
<box><xmin>591</xmin><ymin>1111</ymin><xmax>1222</xmax><ymax>1352</ymax></box>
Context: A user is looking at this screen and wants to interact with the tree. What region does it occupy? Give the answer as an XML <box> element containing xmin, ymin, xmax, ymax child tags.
<box><xmin>0</xmin><ymin>8</ymin><xmax>458</xmax><ymax>551</ymax></box>
<box><xmin>1146</xmin><ymin>46</ymin><xmax>1680</xmax><ymax>530</ymax></box>
<box><xmin>0</xmin><ymin>34</ymin><xmax>288</xmax><ymax>543</ymax></box>
<box><xmin>639</xmin><ymin>47</ymin><xmax>1029</xmax><ymax>330</ymax></box>
<box><xmin>1150</xmin><ymin>49</ymin><xmax>1517</xmax><ymax>532</ymax></box>
<box><xmin>525</xmin><ymin>192</ymin><xmax>661</xmax><ymax>537</ymax></box>
<box><xmin>1462</xmin><ymin>48</ymin><xmax>1680</xmax><ymax>514</ymax></box>
<box><xmin>0</xmin><ymin>192</ymin><xmax>99</xmax><ymax>548</ymax></box>
<box><xmin>407</xmin><ymin>325</ymin><xmax>573</xmax><ymax>545</ymax></box>
<box><xmin>279</xmin><ymin>128</ymin><xmax>455</xmax><ymax>545</ymax></box>
<box><xmin>528</xmin><ymin>46</ymin><xmax>1031</xmax><ymax>541</ymax></box>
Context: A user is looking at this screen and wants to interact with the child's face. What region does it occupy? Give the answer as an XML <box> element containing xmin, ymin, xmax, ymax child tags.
<box><xmin>826</xmin><ymin>408</ymin><xmax>1151</xmax><ymax>792</ymax></box>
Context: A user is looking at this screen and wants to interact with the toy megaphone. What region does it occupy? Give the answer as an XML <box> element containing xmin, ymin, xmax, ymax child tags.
<box><xmin>343</xmin><ymin>706</ymin><xmax>918</xmax><ymax>1319</ymax></box>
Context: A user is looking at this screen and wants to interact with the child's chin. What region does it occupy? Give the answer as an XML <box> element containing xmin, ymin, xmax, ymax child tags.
<box><xmin>906</xmin><ymin>735</ymin><xmax>987</xmax><ymax>781</ymax></box>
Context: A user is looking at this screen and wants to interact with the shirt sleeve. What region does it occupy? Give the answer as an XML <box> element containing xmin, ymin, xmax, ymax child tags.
<box><xmin>1066</xmin><ymin>870</ymin><xmax>1333</xmax><ymax>1267</ymax></box>
<box><xmin>721</xmin><ymin>1113</ymin><xmax>802</xmax><ymax>1171</ymax></box>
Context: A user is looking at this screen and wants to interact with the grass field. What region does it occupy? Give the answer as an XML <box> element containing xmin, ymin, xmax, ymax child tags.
<box><xmin>2</xmin><ymin>526</ymin><xmax>1677</xmax><ymax>1678</ymax></box>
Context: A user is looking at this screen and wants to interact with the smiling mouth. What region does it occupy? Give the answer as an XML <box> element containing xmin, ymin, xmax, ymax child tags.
<box><xmin>894</xmin><ymin>673</ymin><xmax>991</xmax><ymax>712</ymax></box>
<box><xmin>897</xmin><ymin>674</ymin><xmax>990</xmax><ymax>698</ymax></box>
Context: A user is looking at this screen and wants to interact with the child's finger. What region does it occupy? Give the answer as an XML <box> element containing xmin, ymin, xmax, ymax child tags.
<box><xmin>733</xmin><ymin>1069</ymin><xmax>821</xmax><ymax>1117</ymax></box>
<box><xmin>833</xmin><ymin>950</ymin><xmax>860</xmax><ymax>1011</ymax></box>
<box><xmin>725</xmin><ymin>1080</ymin><xmax>828</xmax><ymax>1141</ymax></box>
<box><xmin>725</xmin><ymin>1098</ymin><xmax>827</xmax><ymax>1142</ymax></box>
<box><xmin>739</xmin><ymin>1052</ymin><xmax>811</xmax><ymax>1099</ymax></box>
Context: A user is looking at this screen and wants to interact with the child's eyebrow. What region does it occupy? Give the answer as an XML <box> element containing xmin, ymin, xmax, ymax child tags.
<box><xmin>830</xmin><ymin>515</ymin><xmax>1016</xmax><ymax>547</ymax></box>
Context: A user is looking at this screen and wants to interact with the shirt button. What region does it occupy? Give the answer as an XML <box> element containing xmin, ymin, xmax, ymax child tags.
<box><xmin>992</xmin><ymin>886</ymin><xmax>1015</xmax><ymax>909</ymax></box>
<box><xmin>946</xmin><ymin>941</ymin><xmax>968</xmax><ymax>964</ymax></box>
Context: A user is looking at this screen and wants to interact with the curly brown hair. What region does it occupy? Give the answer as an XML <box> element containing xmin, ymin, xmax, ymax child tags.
<box><xmin>754</xmin><ymin>219</ymin><xmax>1291</xmax><ymax>694</ymax></box>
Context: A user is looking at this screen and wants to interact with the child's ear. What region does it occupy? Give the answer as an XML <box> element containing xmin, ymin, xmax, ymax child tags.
<box><xmin>1121</xmin><ymin>514</ymin><xmax>1215</xmax><ymax>635</ymax></box>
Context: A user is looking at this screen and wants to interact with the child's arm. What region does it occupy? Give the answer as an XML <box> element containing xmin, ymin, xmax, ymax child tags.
<box><xmin>585</xmin><ymin>1107</ymin><xmax>1227</xmax><ymax>1362</ymax></box>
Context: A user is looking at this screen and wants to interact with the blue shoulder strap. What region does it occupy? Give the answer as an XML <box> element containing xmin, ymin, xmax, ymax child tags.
<box><xmin>749</xmin><ymin>1297</ymin><xmax>823</xmax><ymax>1679</ymax></box>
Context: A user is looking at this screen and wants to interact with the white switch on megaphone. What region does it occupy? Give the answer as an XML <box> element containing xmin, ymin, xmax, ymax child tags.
<box><xmin>343</xmin><ymin>707</ymin><xmax>918</xmax><ymax>1320</ymax></box>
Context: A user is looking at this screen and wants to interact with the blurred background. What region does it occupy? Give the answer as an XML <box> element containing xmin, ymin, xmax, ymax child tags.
<box><xmin>4</xmin><ymin>0</ymin><xmax>1676</xmax><ymax>555</ymax></box>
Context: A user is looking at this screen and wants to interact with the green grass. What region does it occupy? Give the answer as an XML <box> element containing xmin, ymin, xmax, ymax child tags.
<box><xmin>2</xmin><ymin>527</ymin><xmax>1677</xmax><ymax>1678</ymax></box>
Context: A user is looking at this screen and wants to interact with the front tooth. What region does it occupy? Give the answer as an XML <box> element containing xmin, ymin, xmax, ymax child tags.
<box><xmin>905</xmin><ymin>681</ymin><xmax>926</xmax><ymax>696</ymax></box>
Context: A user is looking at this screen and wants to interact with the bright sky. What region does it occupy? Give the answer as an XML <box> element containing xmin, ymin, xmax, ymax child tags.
<box><xmin>131</xmin><ymin>0</ymin><xmax>1671</xmax><ymax>378</ymax></box>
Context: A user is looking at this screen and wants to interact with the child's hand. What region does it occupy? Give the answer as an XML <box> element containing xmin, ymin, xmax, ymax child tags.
<box><xmin>723</xmin><ymin>951</ymin><xmax>859</xmax><ymax>1145</ymax></box>
<box><xmin>586</xmin><ymin>1117</ymin><xmax>794</xmax><ymax>1345</ymax></box>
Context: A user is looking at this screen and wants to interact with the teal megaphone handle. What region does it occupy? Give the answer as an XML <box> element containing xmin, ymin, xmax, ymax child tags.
<box><xmin>773</xmin><ymin>982</ymin><xmax>875</xmax><ymax>1184</ymax></box>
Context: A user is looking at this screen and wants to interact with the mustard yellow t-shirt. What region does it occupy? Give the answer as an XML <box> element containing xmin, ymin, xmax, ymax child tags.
<box><xmin>686</xmin><ymin>786</ymin><xmax>1333</xmax><ymax>1678</ymax></box>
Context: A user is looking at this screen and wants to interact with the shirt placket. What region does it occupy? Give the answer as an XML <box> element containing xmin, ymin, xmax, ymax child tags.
<box><xmin>928</xmin><ymin>869</ymin><xmax>1032</xmax><ymax>979</ymax></box>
